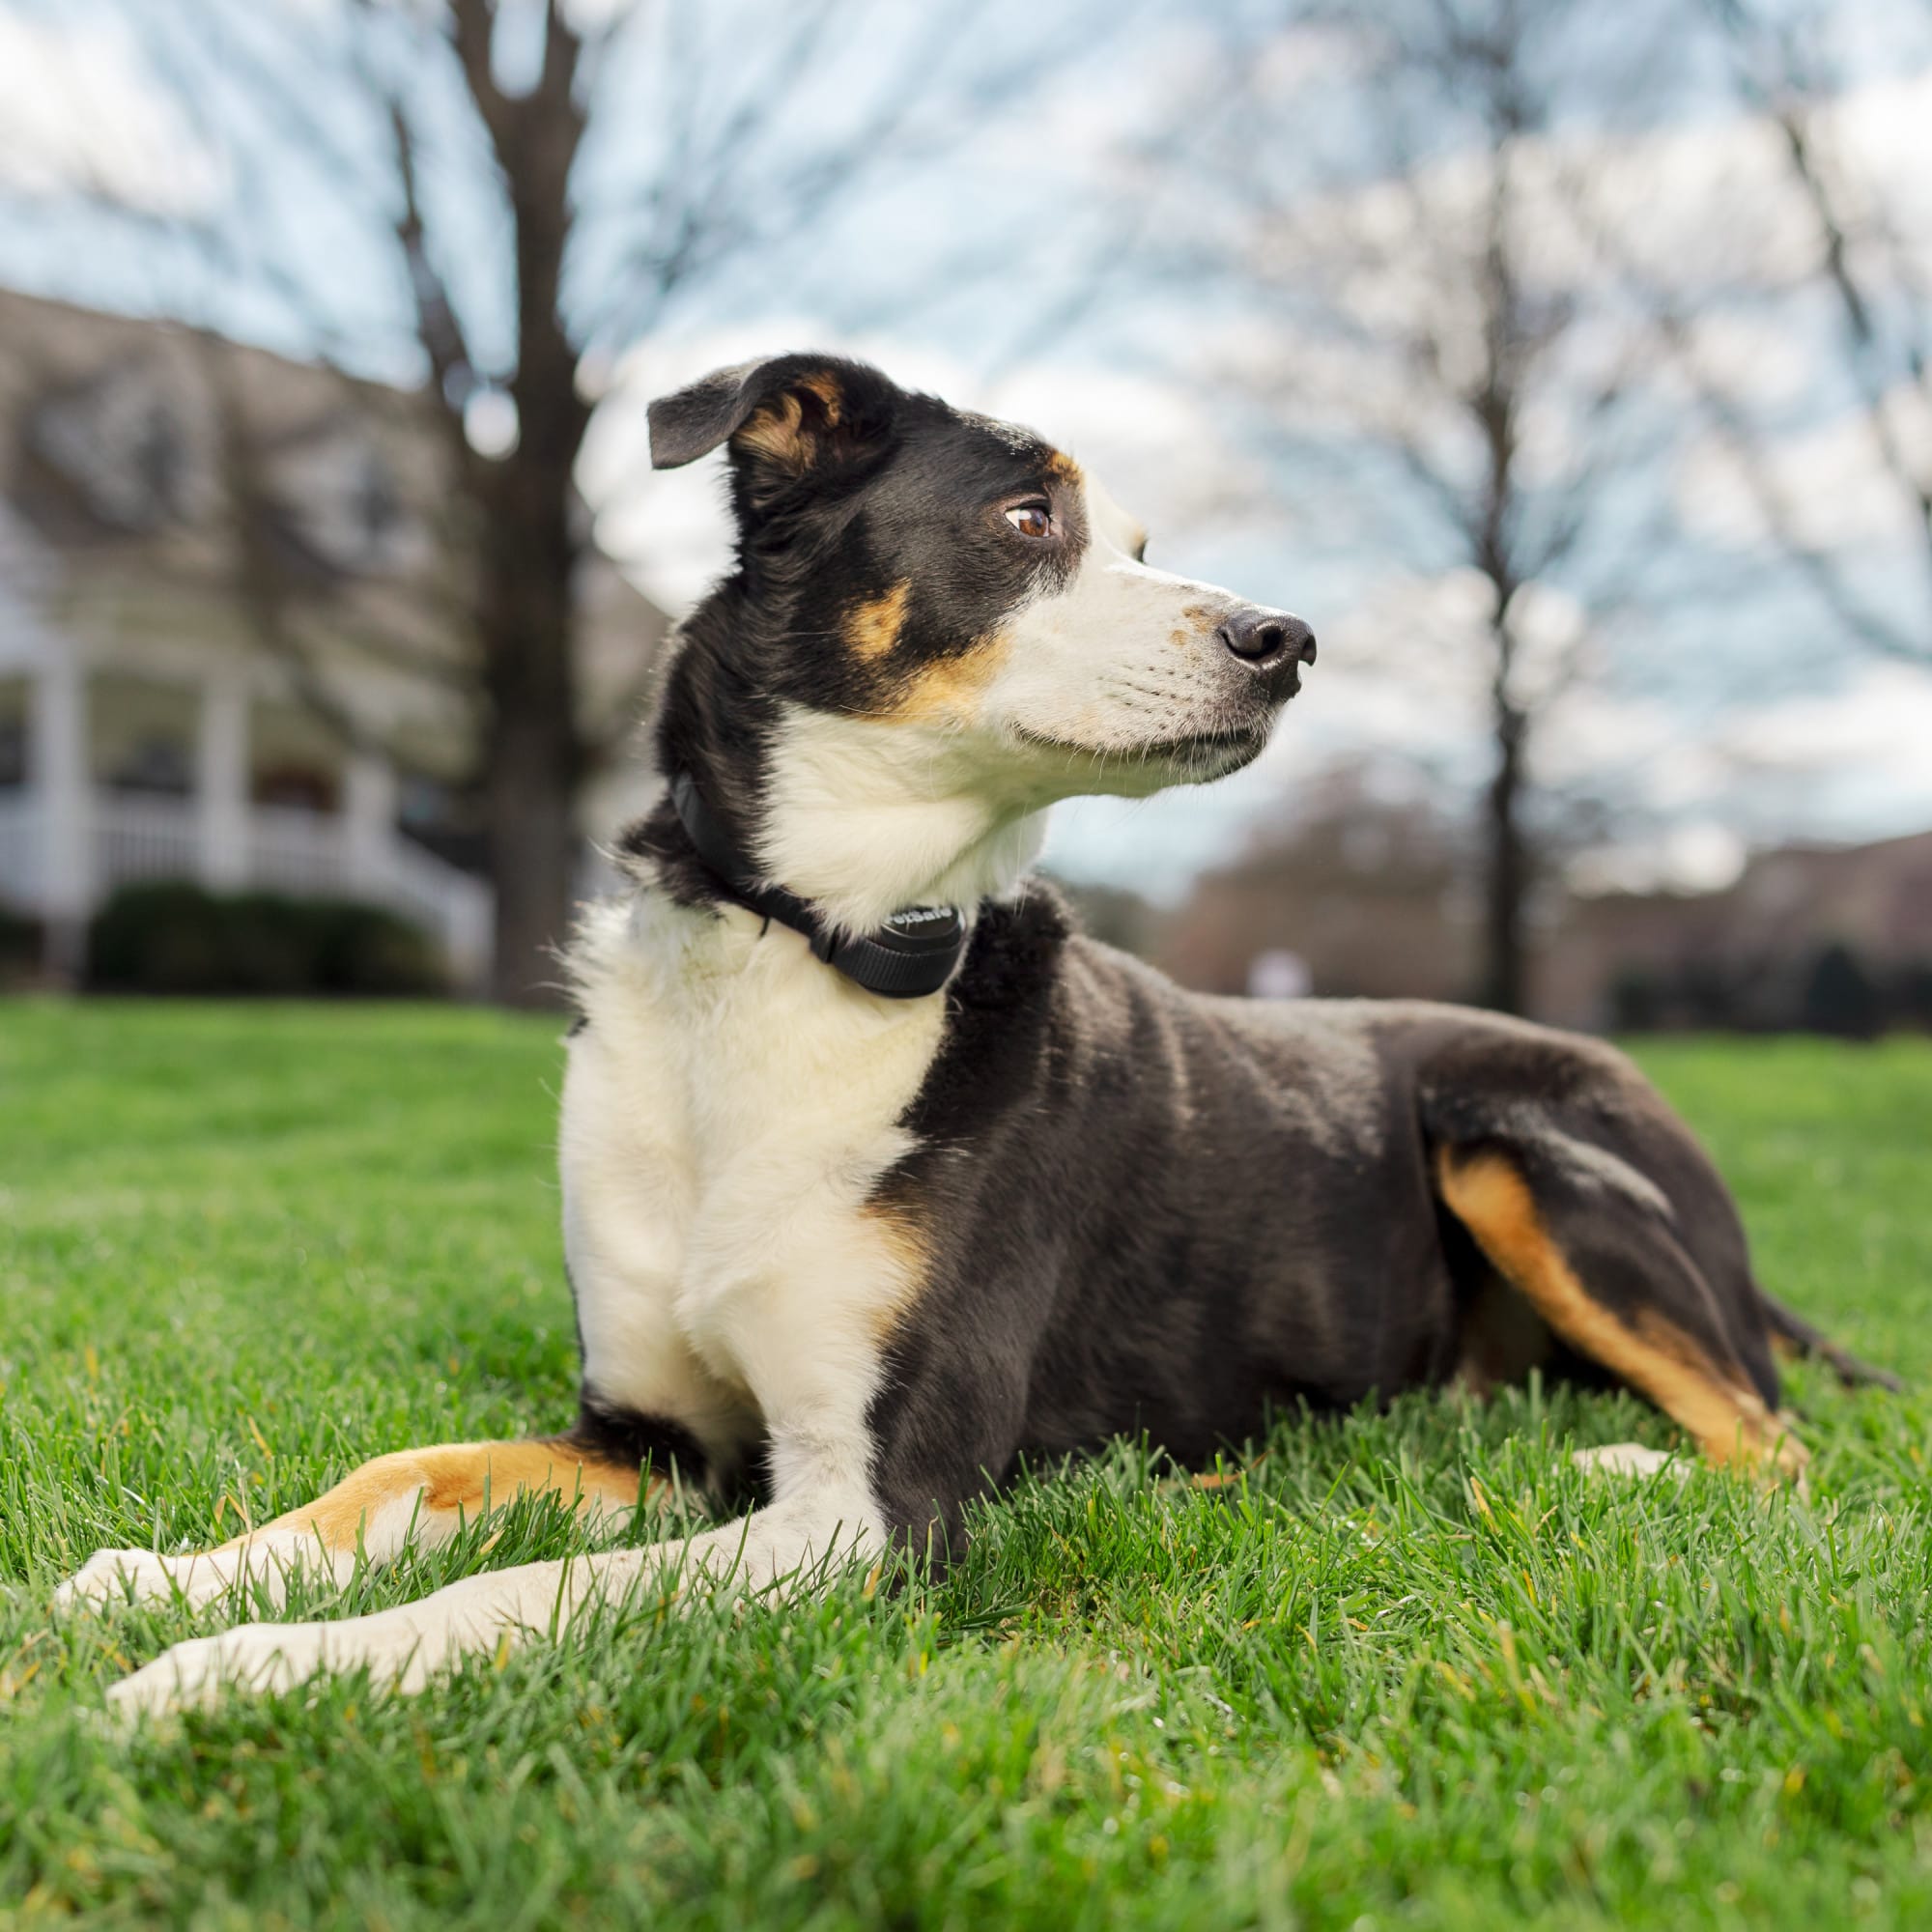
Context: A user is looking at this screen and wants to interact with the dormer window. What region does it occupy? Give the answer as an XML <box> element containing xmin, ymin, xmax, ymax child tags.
<box><xmin>351</xmin><ymin>452</ymin><xmax>402</xmax><ymax>554</ymax></box>
<box><xmin>30</xmin><ymin>362</ymin><xmax>199</xmax><ymax>532</ymax></box>
<box><xmin>131</xmin><ymin>405</ymin><xmax>186</xmax><ymax>523</ymax></box>
<box><xmin>270</xmin><ymin>429</ymin><xmax>418</xmax><ymax>577</ymax></box>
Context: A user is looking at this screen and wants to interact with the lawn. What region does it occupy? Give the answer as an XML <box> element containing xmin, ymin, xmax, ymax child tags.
<box><xmin>2</xmin><ymin>1002</ymin><xmax>1930</xmax><ymax>1930</ymax></box>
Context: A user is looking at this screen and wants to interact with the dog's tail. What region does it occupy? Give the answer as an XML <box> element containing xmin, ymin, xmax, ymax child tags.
<box><xmin>1760</xmin><ymin>1291</ymin><xmax>1901</xmax><ymax>1392</ymax></box>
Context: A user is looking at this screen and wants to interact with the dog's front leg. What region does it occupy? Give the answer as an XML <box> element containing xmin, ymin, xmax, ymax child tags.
<box><xmin>53</xmin><ymin>1435</ymin><xmax>661</xmax><ymax>1616</ymax></box>
<box><xmin>102</xmin><ymin>1421</ymin><xmax>884</xmax><ymax>1717</ymax></box>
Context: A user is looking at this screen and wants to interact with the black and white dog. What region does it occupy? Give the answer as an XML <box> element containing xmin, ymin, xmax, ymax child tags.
<box><xmin>59</xmin><ymin>355</ymin><xmax>1891</xmax><ymax>1714</ymax></box>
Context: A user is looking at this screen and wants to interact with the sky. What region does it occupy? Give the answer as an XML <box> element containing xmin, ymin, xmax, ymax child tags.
<box><xmin>2</xmin><ymin>0</ymin><xmax>1930</xmax><ymax>901</ymax></box>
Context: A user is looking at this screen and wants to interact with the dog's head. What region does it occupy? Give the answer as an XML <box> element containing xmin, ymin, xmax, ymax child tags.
<box><xmin>643</xmin><ymin>354</ymin><xmax>1315</xmax><ymax>921</ymax></box>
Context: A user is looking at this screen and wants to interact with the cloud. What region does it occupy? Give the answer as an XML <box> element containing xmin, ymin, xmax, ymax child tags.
<box><xmin>0</xmin><ymin>14</ymin><xmax>222</xmax><ymax>217</ymax></box>
<box><xmin>1569</xmin><ymin>820</ymin><xmax>1748</xmax><ymax>895</ymax></box>
<box><xmin>1715</xmin><ymin>660</ymin><xmax>1932</xmax><ymax>775</ymax></box>
<box><xmin>1676</xmin><ymin>378</ymin><xmax>1932</xmax><ymax>552</ymax></box>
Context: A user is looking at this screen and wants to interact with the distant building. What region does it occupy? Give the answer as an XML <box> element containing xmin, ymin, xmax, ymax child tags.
<box><xmin>1542</xmin><ymin>829</ymin><xmax>1932</xmax><ymax>1031</ymax></box>
<box><xmin>1157</xmin><ymin>782</ymin><xmax>1488</xmax><ymax>1004</ymax></box>
<box><xmin>0</xmin><ymin>290</ymin><xmax>671</xmax><ymax>985</ymax></box>
<box><xmin>1154</xmin><ymin>778</ymin><xmax>1932</xmax><ymax>1032</ymax></box>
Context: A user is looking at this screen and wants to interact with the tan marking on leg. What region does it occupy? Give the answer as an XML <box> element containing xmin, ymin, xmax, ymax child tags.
<box><xmin>1435</xmin><ymin>1148</ymin><xmax>1806</xmax><ymax>1480</ymax></box>
<box><xmin>859</xmin><ymin>1201</ymin><xmax>934</xmax><ymax>1343</ymax></box>
<box><xmin>217</xmin><ymin>1441</ymin><xmax>651</xmax><ymax>1560</ymax></box>
<box><xmin>56</xmin><ymin>1444</ymin><xmax>666</xmax><ymax>1615</ymax></box>
<box><xmin>843</xmin><ymin>581</ymin><xmax>912</xmax><ymax>663</ymax></box>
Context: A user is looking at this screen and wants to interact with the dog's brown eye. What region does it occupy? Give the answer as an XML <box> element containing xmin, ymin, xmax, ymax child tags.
<box><xmin>1005</xmin><ymin>503</ymin><xmax>1053</xmax><ymax>540</ymax></box>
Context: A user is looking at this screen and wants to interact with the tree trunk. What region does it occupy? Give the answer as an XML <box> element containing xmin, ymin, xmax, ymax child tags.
<box><xmin>478</xmin><ymin>469</ymin><xmax>582</xmax><ymax>1008</ymax></box>
<box><xmin>483</xmin><ymin>696</ymin><xmax>579</xmax><ymax>1008</ymax></box>
<box><xmin>1479</xmin><ymin>697</ymin><xmax>1530</xmax><ymax>1015</ymax></box>
<box><xmin>472</xmin><ymin>381</ymin><xmax>589</xmax><ymax>1006</ymax></box>
<box><xmin>444</xmin><ymin>1</ymin><xmax>591</xmax><ymax>1008</ymax></box>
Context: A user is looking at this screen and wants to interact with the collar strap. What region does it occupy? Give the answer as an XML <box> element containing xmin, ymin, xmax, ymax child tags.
<box><xmin>670</xmin><ymin>772</ymin><xmax>967</xmax><ymax>1000</ymax></box>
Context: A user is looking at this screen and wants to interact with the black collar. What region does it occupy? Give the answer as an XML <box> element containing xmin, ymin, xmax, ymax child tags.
<box><xmin>669</xmin><ymin>772</ymin><xmax>968</xmax><ymax>1000</ymax></box>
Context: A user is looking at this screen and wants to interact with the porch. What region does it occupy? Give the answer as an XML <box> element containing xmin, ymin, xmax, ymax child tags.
<box><xmin>0</xmin><ymin>653</ymin><xmax>492</xmax><ymax>987</ymax></box>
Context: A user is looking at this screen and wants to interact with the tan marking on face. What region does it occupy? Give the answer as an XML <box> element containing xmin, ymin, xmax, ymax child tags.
<box><xmin>800</xmin><ymin>371</ymin><xmax>843</xmax><ymax>423</ymax></box>
<box><xmin>1169</xmin><ymin>604</ymin><xmax>1227</xmax><ymax>648</ymax></box>
<box><xmin>1167</xmin><ymin>603</ymin><xmax>1213</xmax><ymax>649</ymax></box>
<box><xmin>736</xmin><ymin>372</ymin><xmax>844</xmax><ymax>474</ymax></box>
<box><xmin>1046</xmin><ymin>449</ymin><xmax>1082</xmax><ymax>485</ymax></box>
<box><xmin>214</xmin><ymin>1441</ymin><xmax>653</xmax><ymax>1555</ymax></box>
<box><xmin>860</xmin><ymin>1201</ymin><xmax>934</xmax><ymax>1342</ymax></box>
<box><xmin>844</xmin><ymin>581</ymin><xmax>912</xmax><ymax>663</ymax></box>
<box><xmin>1435</xmin><ymin>1148</ymin><xmax>1807</xmax><ymax>1479</ymax></box>
<box><xmin>734</xmin><ymin>392</ymin><xmax>816</xmax><ymax>474</ymax></box>
<box><xmin>880</xmin><ymin>629</ymin><xmax>1013</xmax><ymax>724</ymax></box>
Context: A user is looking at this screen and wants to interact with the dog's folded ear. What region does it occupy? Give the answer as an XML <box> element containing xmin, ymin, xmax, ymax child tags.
<box><xmin>648</xmin><ymin>355</ymin><xmax>901</xmax><ymax>487</ymax></box>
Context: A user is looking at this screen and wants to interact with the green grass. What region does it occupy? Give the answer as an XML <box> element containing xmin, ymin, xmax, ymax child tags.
<box><xmin>2</xmin><ymin>1004</ymin><xmax>1930</xmax><ymax>1930</ymax></box>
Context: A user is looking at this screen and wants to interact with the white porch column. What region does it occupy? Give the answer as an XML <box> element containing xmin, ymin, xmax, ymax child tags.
<box><xmin>196</xmin><ymin>669</ymin><xmax>249</xmax><ymax>890</ymax></box>
<box><xmin>343</xmin><ymin>750</ymin><xmax>398</xmax><ymax>891</ymax></box>
<box><xmin>32</xmin><ymin>651</ymin><xmax>92</xmax><ymax>957</ymax></box>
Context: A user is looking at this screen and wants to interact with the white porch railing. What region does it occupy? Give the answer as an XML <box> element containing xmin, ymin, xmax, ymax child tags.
<box><xmin>94</xmin><ymin>796</ymin><xmax>201</xmax><ymax>891</ymax></box>
<box><xmin>0</xmin><ymin>790</ymin><xmax>493</xmax><ymax>990</ymax></box>
<box><xmin>248</xmin><ymin>803</ymin><xmax>355</xmax><ymax>898</ymax></box>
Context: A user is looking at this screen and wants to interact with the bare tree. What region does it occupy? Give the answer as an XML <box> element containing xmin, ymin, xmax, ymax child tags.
<box><xmin>83</xmin><ymin>0</ymin><xmax>1025</xmax><ymax>1003</ymax></box>
<box><xmin>1705</xmin><ymin>0</ymin><xmax>1932</xmax><ymax>665</ymax></box>
<box><xmin>1158</xmin><ymin>0</ymin><xmax>1710</xmax><ymax>1014</ymax></box>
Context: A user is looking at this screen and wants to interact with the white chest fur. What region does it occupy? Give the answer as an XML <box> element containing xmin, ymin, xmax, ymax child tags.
<box><xmin>560</xmin><ymin>890</ymin><xmax>945</xmax><ymax>1488</ymax></box>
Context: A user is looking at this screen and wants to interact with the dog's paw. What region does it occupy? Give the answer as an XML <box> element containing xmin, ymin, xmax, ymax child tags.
<box><xmin>106</xmin><ymin>1611</ymin><xmax>431</xmax><ymax>1719</ymax></box>
<box><xmin>1571</xmin><ymin>1442</ymin><xmax>1687</xmax><ymax>1480</ymax></box>
<box><xmin>106</xmin><ymin>1621</ymin><xmax>330</xmax><ymax>1718</ymax></box>
<box><xmin>53</xmin><ymin>1548</ymin><xmax>231</xmax><ymax>1613</ymax></box>
<box><xmin>54</xmin><ymin>1537</ymin><xmax>339</xmax><ymax>1617</ymax></box>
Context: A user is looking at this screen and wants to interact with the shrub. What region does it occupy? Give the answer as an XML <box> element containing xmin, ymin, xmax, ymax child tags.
<box><xmin>87</xmin><ymin>883</ymin><xmax>446</xmax><ymax>997</ymax></box>
<box><xmin>1893</xmin><ymin>961</ymin><xmax>1932</xmax><ymax>1032</ymax></box>
<box><xmin>1607</xmin><ymin>966</ymin><xmax>1663</xmax><ymax>1033</ymax></box>
<box><xmin>0</xmin><ymin>902</ymin><xmax>41</xmax><ymax>988</ymax></box>
<box><xmin>311</xmin><ymin>900</ymin><xmax>447</xmax><ymax>995</ymax></box>
<box><xmin>1799</xmin><ymin>939</ymin><xmax>1884</xmax><ymax>1041</ymax></box>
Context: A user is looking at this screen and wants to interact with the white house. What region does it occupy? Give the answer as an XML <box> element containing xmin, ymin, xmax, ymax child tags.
<box><xmin>0</xmin><ymin>510</ymin><xmax>494</xmax><ymax>981</ymax></box>
<box><xmin>0</xmin><ymin>291</ymin><xmax>670</xmax><ymax>987</ymax></box>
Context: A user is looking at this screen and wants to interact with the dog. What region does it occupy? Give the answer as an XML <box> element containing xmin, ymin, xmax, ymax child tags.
<box><xmin>57</xmin><ymin>354</ymin><xmax>1894</xmax><ymax>1715</ymax></box>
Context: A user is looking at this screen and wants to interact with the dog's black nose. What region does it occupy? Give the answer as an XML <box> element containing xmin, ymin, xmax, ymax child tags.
<box><xmin>1218</xmin><ymin>610</ymin><xmax>1317</xmax><ymax>668</ymax></box>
